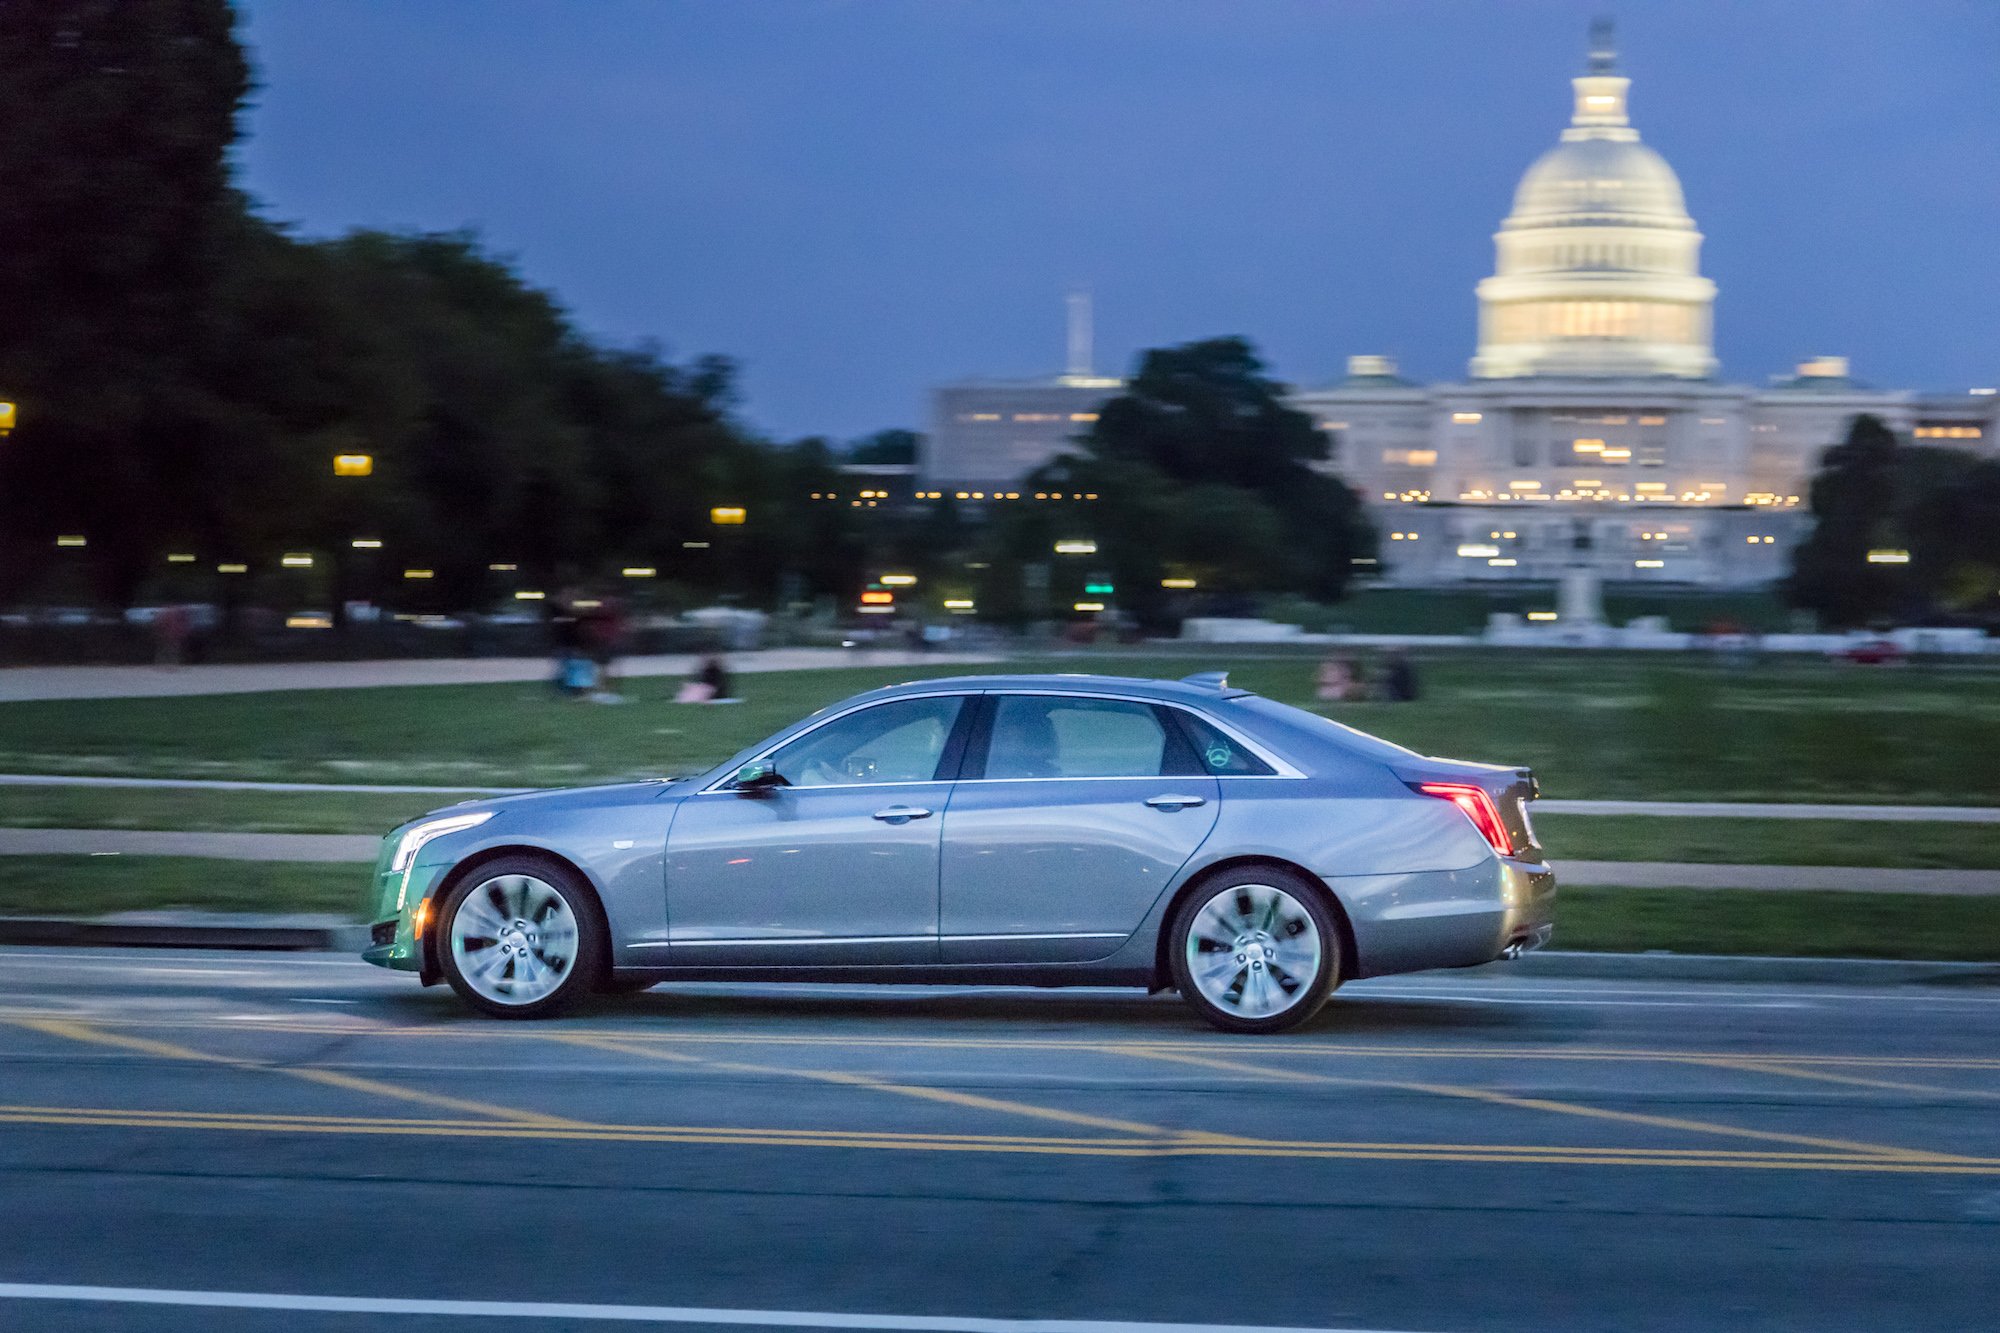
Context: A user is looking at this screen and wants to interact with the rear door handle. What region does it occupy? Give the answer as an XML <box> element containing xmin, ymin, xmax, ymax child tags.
<box><xmin>1144</xmin><ymin>794</ymin><xmax>1207</xmax><ymax>810</ymax></box>
<box><xmin>872</xmin><ymin>806</ymin><xmax>933</xmax><ymax>823</ymax></box>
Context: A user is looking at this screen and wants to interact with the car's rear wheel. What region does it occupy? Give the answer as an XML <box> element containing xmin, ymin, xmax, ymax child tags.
<box><xmin>1169</xmin><ymin>868</ymin><xmax>1340</xmax><ymax>1034</ymax></box>
<box><xmin>437</xmin><ymin>857</ymin><xmax>604</xmax><ymax>1018</ymax></box>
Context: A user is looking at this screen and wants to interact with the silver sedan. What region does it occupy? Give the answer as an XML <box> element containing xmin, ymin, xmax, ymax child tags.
<box><xmin>361</xmin><ymin>672</ymin><xmax>1555</xmax><ymax>1032</ymax></box>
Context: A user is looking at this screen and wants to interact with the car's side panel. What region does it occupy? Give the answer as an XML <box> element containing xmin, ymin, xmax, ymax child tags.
<box><xmin>937</xmin><ymin>775</ymin><xmax>1220</xmax><ymax>963</ymax></box>
<box><xmin>662</xmin><ymin>783</ymin><xmax>953</xmax><ymax>965</ymax></box>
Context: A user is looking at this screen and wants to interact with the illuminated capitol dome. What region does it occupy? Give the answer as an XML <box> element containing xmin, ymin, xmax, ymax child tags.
<box><xmin>926</xmin><ymin>24</ymin><xmax>1998</xmax><ymax>589</ymax></box>
<box><xmin>1471</xmin><ymin>23</ymin><xmax>1716</xmax><ymax>380</ymax></box>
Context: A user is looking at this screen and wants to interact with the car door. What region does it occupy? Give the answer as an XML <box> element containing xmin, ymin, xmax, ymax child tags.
<box><xmin>938</xmin><ymin>693</ymin><xmax>1219</xmax><ymax>963</ymax></box>
<box><xmin>665</xmin><ymin>693</ymin><xmax>972</xmax><ymax>966</ymax></box>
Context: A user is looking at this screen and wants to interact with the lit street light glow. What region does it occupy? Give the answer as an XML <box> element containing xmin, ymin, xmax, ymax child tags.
<box><xmin>710</xmin><ymin>506</ymin><xmax>747</xmax><ymax>526</ymax></box>
<box><xmin>879</xmin><ymin>573</ymin><xmax>918</xmax><ymax>587</ymax></box>
<box><xmin>621</xmin><ymin>567</ymin><xmax>657</xmax><ymax>578</ymax></box>
<box><xmin>332</xmin><ymin>454</ymin><xmax>374</xmax><ymax>477</ymax></box>
<box><xmin>280</xmin><ymin>553</ymin><xmax>313</xmax><ymax>568</ymax></box>
<box><xmin>1053</xmin><ymin>539</ymin><xmax>1097</xmax><ymax>555</ymax></box>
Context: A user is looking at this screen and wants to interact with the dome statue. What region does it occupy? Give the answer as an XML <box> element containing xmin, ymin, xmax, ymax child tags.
<box><xmin>1471</xmin><ymin>21</ymin><xmax>1717</xmax><ymax>380</ymax></box>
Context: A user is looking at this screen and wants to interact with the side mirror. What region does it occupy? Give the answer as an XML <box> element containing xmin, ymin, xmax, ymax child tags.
<box><xmin>733</xmin><ymin>761</ymin><xmax>789</xmax><ymax>793</ymax></box>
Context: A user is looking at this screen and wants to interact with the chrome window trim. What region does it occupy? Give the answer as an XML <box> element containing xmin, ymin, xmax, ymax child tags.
<box><xmin>974</xmin><ymin>689</ymin><xmax>1306</xmax><ymax>780</ymax></box>
<box><xmin>698</xmin><ymin>690</ymin><xmax>973</xmax><ymax>794</ymax></box>
<box><xmin>697</xmin><ymin>686</ymin><xmax>1308</xmax><ymax>793</ymax></box>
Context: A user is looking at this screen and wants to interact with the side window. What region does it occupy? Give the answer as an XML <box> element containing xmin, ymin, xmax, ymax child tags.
<box><xmin>766</xmin><ymin>696</ymin><xmax>964</xmax><ymax>788</ymax></box>
<box><xmin>1171</xmin><ymin>710</ymin><xmax>1277</xmax><ymax>776</ymax></box>
<box><xmin>985</xmin><ymin>696</ymin><xmax>1169</xmax><ymax>780</ymax></box>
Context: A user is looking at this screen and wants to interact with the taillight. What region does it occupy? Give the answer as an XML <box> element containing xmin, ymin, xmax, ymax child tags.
<box><xmin>1417</xmin><ymin>782</ymin><xmax>1515</xmax><ymax>856</ymax></box>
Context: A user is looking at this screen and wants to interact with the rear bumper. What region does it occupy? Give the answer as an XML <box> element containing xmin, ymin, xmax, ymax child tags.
<box><xmin>1334</xmin><ymin>855</ymin><xmax>1556</xmax><ymax>979</ymax></box>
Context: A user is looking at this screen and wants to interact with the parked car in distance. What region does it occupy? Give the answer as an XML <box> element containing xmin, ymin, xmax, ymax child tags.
<box><xmin>362</xmin><ymin>672</ymin><xmax>1555</xmax><ymax>1032</ymax></box>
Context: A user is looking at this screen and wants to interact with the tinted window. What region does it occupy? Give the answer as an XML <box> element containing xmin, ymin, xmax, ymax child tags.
<box><xmin>985</xmin><ymin>696</ymin><xmax>1168</xmax><ymax>779</ymax></box>
<box><xmin>768</xmin><ymin>696</ymin><xmax>964</xmax><ymax>787</ymax></box>
<box><xmin>1172</xmin><ymin>710</ymin><xmax>1277</xmax><ymax>776</ymax></box>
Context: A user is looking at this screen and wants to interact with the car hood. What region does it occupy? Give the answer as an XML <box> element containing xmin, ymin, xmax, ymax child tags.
<box><xmin>406</xmin><ymin>778</ymin><xmax>696</xmax><ymax>827</ymax></box>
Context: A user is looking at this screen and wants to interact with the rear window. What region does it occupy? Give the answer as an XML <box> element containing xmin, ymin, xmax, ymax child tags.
<box><xmin>1171</xmin><ymin>710</ymin><xmax>1276</xmax><ymax>776</ymax></box>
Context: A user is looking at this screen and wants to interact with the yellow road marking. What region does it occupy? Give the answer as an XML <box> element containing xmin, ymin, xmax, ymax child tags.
<box><xmin>6</xmin><ymin>1018</ymin><xmax>582</xmax><ymax>1129</ymax></box>
<box><xmin>4</xmin><ymin>1101</ymin><xmax>2000</xmax><ymax>1174</ymax></box>
<box><xmin>1671</xmin><ymin>1055</ymin><xmax>2000</xmax><ymax>1101</ymax></box>
<box><xmin>1110</xmin><ymin>1046</ymin><xmax>1974</xmax><ymax>1164</ymax></box>
<box><xmin>554</xmin><ymin>1033</ymin><xmax>1237</xmax><ymax>1141</ymax></box>
<box><xmin>10</xmin><ymin>1014</ymin><xmax>2000</xmax><ymax>1076</ymax></box>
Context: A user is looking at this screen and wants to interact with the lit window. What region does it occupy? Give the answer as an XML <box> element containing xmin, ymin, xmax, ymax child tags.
<box><xmin>1452</xmin><ymin>412</ymin><xmax>1483</xmax><ymax>424</ymax></box>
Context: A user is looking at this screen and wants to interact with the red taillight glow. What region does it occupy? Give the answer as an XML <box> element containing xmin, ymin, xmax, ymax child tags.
<box><xmin>1418</xmin><ymin>782</ymin><xmax>1515</xmax><ymax>856</ymax></box>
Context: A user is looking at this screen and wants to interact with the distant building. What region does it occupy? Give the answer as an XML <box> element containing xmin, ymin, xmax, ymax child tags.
<box><xmin>924</xmin><ymin>24</ymin><xmax>1997</xmax><ymax>586</ymax></box>
<box><xmin>922</xmin><ymin>292</ymin><xmax>1122</xmax><ymax>491</ymax></box>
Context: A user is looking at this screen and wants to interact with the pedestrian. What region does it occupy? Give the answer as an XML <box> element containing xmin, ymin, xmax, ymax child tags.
<box><xmin>1382</xmin><ymin>648</ymin><xmax>1420</xmax><ymax>703</ymax></box>
<box><xmin>548</xmin><ymin>590</ymin><xmax>594</xmax><ymax>698</ymax></box>
<box><xmin>1316</xmin><ymin>655</ymin><xmax>1358</xmax><ymax>702</ymax></box>
<box><xmin>153</xmin><ymin>604</ymin><xmax>190</xmax><ymax>669</ymax></box>
<box><xmin>583</xmin><ymin>592</ymin><xmax>628</xmax><ymax>704</ymax></box>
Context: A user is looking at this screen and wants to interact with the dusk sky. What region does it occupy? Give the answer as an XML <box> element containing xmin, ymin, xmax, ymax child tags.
<box><xmin>235</xmin><ymin>1</ymin><xmax>2000</xmax><ymax>443</ymax></box>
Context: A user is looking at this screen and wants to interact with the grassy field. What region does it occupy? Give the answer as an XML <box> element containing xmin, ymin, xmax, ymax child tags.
<box><xmin>3</xmin><ymin>789</ymin><xmax>1996</xmax><ymax>871</ymax></box>
<box><xmin>1530</xmin><ymin>815</ymin><xmax>2000</xmax><ymax>870</ymax></box>
<box><xmin>0</xmin><ymin>787</ymin><xmax>479</xmax><ymax>835</ymax></box>
<box><xmin>0</xmin><ymin>857</ymin><xmax>363</xmax><ymax>916</ymax></box>
<box><xmin>2</xmin><ymin>856</ymin><xmax>1992</xmax><ymax>962</ymax></box>
<box><xmin>1</xmin><ymin>649</ymin><xmax>1997</xmax><ymax>803</ymax></box>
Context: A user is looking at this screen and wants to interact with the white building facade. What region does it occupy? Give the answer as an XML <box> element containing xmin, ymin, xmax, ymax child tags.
<box><xmin>1295</xmin><ymin>28</ymin><xmax>1995</xmax><ymax>587</ymax></box>
<box><xmin>924</xmin><ymin>28</ymin><xmax>1996</xmax><ymax>584</ymax></box>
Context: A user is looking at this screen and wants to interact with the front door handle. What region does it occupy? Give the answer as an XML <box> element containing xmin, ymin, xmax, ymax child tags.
<box><xmin>872</xmin><ymin>806</ymin><xmax>933</xmax><ymax>823</ymax></box>
<box><xmin>1145</xmin><ymin>794</ymin><xmax>1207</xmax><ymax>810</ymax></box>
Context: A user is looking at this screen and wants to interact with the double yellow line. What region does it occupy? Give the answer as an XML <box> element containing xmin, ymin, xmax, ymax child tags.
<box><xmin>8</xmin><ymin>1016</ymin><xmax>1997</xmax><ymax>1175</ymax></box>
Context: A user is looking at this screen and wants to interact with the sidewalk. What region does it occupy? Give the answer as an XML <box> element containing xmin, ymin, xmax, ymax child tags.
<box><xmin>0</xmin><ymin>647</ymin><xmax>999</xmax><ymax>702</ymax></box>
<box><xmin>2</xmin><ymin>827</ymin><xmax>1996</xmax><ymax>894</ymax></box>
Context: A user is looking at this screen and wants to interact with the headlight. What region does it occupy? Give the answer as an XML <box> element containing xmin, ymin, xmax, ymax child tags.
<box><xmin>390</xmin><ymin>811</ymin><xmax>494</xmax><ymax>873</ymax></box>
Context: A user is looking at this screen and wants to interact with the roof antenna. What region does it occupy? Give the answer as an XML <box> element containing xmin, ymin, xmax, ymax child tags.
<box><xmin>1065</xmin><ymin>289</ymin><xmax>1093</xmax><ymax>380</ymax></box>
<box><xmin>1587</xmin><ymin>15</ymin><xmax>1616</xmax><ymax>73</ymax></box>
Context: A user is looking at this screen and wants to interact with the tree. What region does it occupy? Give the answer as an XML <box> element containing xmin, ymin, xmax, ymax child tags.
<box><xmin>1025</xmin><ymin>337</ymin><xmax>1375</xmax><ymax>626</ymax></box>
<box><xmin>847</xmin><ymin>429</ymin><xmax>919</xmax><ymax>466</ymax></box>
<box><xmin>1785</xmin><ymin>414</ymin><xmax>1911</xmax><ymax>627</ymax></box>
<box><xmin>0</xmin><ymin>0</ymin><xmax>252</xmax><ymax>603</ymax></box>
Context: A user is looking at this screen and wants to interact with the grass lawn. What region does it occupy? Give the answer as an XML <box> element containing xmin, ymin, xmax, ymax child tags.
<box><xmin>1553</xmin><ymin>887</ymin><xmax>2000</xmax><ymax>961</ymax></box>
<box><xmin>1</xmin><ymin>857</ymin><xmax>1993</xmax><ymax>961</ymax></box>
<box><xmin>1531</xmin><ymin>815</ymin><xmax>2000</xmax><ymax>871</ymax></box>
<box><xmin>0</xmin><ymin>856</ymin><xmax>363</xmax><ymax>917</ymax></box>
<box><xmin>4</xmin><ymin>790</ymin><xmax>1997</xmax><ymax>873</ymax></box>
<box><xmin>0</xmin><ymin>648</ymin><xmax>1996</xmax><ymax>803</ymax></box>
<box><xmin>0</xmin><ymin>786</ymin><xmax>481</xmax><ymax>834</ymax></box>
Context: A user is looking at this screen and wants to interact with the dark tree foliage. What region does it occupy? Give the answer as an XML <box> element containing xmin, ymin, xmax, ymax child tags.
<box><xmin>1785</xmin><ymin>415</ymin><xmax>1912</xmax><ymax>627</ymax></box>
<box><xmin>0</xmin><ymin>0</ymin><xmax>253</xmax><ymax>602</ymax></box>
<box><xmin>1025</xmin><ymin>337</ymin><xmax>1375</xmax><ymax>627</ymax></box>
<box><xmin>1786</xmin><ymin>415</ymin><xmax>2000</xmax><ymax>628</ymax></box>
<box><xmin>0</xmin><ymin>2</ymin><xmax>858</xmax><ymax>613</ymax></box>
<box><xmin>847</xmin><ymin>429</ymin><xmax>919</xmax><ymax>466</ymax></box>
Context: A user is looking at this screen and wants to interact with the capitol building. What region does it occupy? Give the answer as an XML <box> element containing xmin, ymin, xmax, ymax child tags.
<box><xmin>923</xmin><ymin>26</ymin><xmax>1996</xmax><ymax>588</ymax></box>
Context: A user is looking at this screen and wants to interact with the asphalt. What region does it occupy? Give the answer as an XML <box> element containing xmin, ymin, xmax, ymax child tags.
<box><xmin>0</xmin><ymin>949</ymin><xmax>1995</xmax><ymax>1331</ymax></box>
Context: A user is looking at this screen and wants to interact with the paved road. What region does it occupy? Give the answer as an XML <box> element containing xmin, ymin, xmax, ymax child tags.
<box><xmin>0</xmin><ymin>648</ymin><xmax>998</xmax><ymax>703</ymax></box>
<box><xmin>0</xmin><ymin>950</ymin><xmax>1995</xmax><ymax>1331</ymax></box>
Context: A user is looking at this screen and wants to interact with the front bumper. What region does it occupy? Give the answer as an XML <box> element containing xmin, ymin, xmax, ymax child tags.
<box><xmin>359</xmin><ymin>857</ymin><xmax>450</xmax><ymax>973</ymax></box>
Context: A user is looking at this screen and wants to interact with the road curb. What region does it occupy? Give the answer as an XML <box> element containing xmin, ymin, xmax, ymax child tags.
<box><xmin>0</xmin><ymin>914</ymin><xmax>368</xmax><ymax>953</ymax></box>
<box><xmin>1473</xmin><ymin>949</ymin><xmax>2000</xmax><ymax>986</ymax></box>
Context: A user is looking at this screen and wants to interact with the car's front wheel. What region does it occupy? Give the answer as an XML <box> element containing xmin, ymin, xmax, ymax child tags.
<box><xmin>436</xmin><ymin>857</ymin><xmax>604</xmax><ymax>1018</ymax></box>
<box><xmin>1169</xmin><ymin>868</ymin><xmax>1340</xmax><ymax>1033</ymax></box>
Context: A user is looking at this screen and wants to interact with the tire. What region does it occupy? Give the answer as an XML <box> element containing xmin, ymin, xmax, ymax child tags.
<box><xmin>436</xmin><ymin>856</ymin><xmax>606</xmax><ymax>1019</ymax></box>
<box><xmin>1168</xmin><ymin>866</ymin><xmax>1341</xmax><ymax>1034</ymax></box>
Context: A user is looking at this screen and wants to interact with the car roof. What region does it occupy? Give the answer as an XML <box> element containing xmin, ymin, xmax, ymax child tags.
<box><xmin>865</xmin><ymin>672</ymin><xmax>1250</xmax><ymax>706</ymax></box>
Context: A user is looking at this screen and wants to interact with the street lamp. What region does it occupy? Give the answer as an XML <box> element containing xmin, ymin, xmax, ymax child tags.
<box><xmin>332</xmin><ymin>454</ymin><xmax>374</xmax><ymax>477</ymax></box>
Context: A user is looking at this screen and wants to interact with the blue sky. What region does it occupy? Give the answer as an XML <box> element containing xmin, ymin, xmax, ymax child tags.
<box><xmin>235</xmin><ymin>1</ymin><xmax>2000</xmax><ymax>442</ymax></box>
